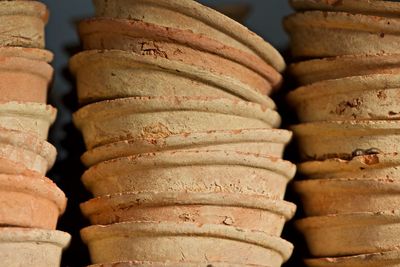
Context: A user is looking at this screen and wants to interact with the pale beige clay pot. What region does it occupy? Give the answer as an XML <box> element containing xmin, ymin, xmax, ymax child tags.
<box><xmin>297</xmin><ymin>211</ymin><xmax>400</xmax><ymax>257</ymax></box>
<box><xmin>81</xmin><ymin>128</ymin><xmax>292</xmax><ymax>167</ymax></box>
<box><xmin>78</xmin><ymin>18</ymin><xmax>282</xmax><ymax>95</ymax></box>
<box><xmin>81</xmin><ymin>222</ymin><xmax>293</xmax><ymax>266</ymax></box>
<box><xmin>305</xmin><ymin>250</ymin><xmax>400</xmax><ymax>267</ymax></box>
<box><xmin>0</xmin><ymin>127</ymin><xmax>56</xmax><ymax>174</ymax></box>
<box><xmin>89</xmin><ymin>261</ymin><xmax>268</xmax><ymax>267</ymax></box>
<box><xmin>70</xmin><ymin>49</ymin><xmax>275</xmax><ymax>107</ymax></box>
<box><xmin>0</xmin><ymin>101</ymin><xmax>56</xmax><ymax>140</ymax></box>
<box><xmin>92</xmin><ymin>0</ymin><xmax>285</xmax><ymax>72</ymax></box>
<box><xmin>0</xmin><ymin>228</ymin><xmax>70</xmax><ymax>267</ymax></box>
<box><xmin>291</xmin><ymin>120</ymin><xmax>400</xmax><ymax>161</ymax></box>
<box><xmin>287</xmin><ymin>74</ymin><xmax>400</xmax><ymax>122</ymax></box>
<box><xmin>81</xmin><ymin>191</ymin><xmax>296</xmax><ymax>235</ymax></box>
<box><xmin>0</xmin><ymin>1</ymin><xmax>48</xmax><ymax>48</ymax></box>
<box><xmin>0</xmin><ymin>173</ymin><xmax>66</xmax><ymax>229</ymax></box>
<box><xmin>290</xmin><ymin>54</ymin><xmax>400</xmax><ymax>86</ymax></box>
<box><xmin>73</xmin><ymin>96</ymin><xmax>281</xmax><ymax>150</ymax></box>
<box><xmin>284</xmin><ymin>11</ymin><xmax>400</xmax><ymax>58</ymax></box>
<box><xmin>81</xmin><ymin>150</ymin><xmax>296</xmax><ymax>199</ymax></box>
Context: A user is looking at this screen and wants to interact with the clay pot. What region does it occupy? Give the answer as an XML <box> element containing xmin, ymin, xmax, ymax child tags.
<box><xmin>0</xmin><ymin>101</ymin><xmax>56</xmax><ymax>140</ymax></box>
<box><xmin>287</xmin><ymin>74</ymin><xmax>400</xmax><ymax>122</ymax></box>
<box><xmin>0</xmin><ymin>173</ymin><xmax>66</xmax><ymax>229</ymax></box>
<box><xmin>0</xmin><ymin>128</ymin><xmax>56</xmax><ymax>174</ymax></box>
<box><xmin>81</xmin><ymin>128</ymin><xmax>292</xmax><ymax>167</ymax></box>
<box><xmin>296</xmin><ymin>211</ymin><xmax>400</xmax><ymax>257</ymax></box>
<box><xmin>0</xmin><ymin>228</ymin><xmax>70</xmax><ymax>267</ymax></box>
<box><xmin>92</xmin><ymin>0</ymin><xmax>284</xmax><ymax>72</ymax></box>
<box><xmin>284</xmin><ymin>11</ymin><xmax>400</xmax><ymax>58</ymax></box>
<box><xmin>0</xmin><ymin>1</ymin><xmax>48</xmax><ymax>48</ymax></box>
<box><xmin>290</xmin><ymin>54</ymin><xmax>400</xmax><ymax>86</ymax></box>
<box><xmin>73</xmin><ymin>96</ymin><xmax>281</xmax><ymax>150</ymax></box>
<box><xmin>294</xmin><ymin>178</ymin><xmax>400</xmax><ymax>216</ymax></box>
<box><xmin>70</xmin><ymin>49</ymin><xmax>275</xmax><ymax>107</ymax></box>
<box><xmin>81</xmin><ymin>191</ymin><xmax>296</xmax><ymax>235</ymax></box>
<box><xmin>81</xmin><ymin>221</ymin><xmax>293</xmax><ymax>266</ymax></box>
<box><xmin>81</xmin><ymin>150</ymin><xmax>296</xmax><ymax>199</ymax></box>
<box><xmin>0</xmin><ymin>47</ymin><xmax>53</xmax><ymax>62</ymax></box>
<box><xmin>78</xmin><ymin>18</ymin><xmax>282</xmax><ymax>95</ymax></box>
<box><xmin>89</xmin><ymin>261</ymin><xmax>267</xmax><ymax>267</ymax></box>
<box><xmin>305</xmin><ymin>250</ymin><xmax>400</xmax><ymax>267</ymax></box>
<box><xmin>291</xmin><ymin>120</ymin><xmax>400</xmax><ymax>161</ymax></box>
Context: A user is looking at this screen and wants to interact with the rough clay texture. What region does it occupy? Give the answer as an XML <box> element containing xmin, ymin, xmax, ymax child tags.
<box><xmin>89</xmin><ymin>261</ymin><xmax>269</xmax><ymax>267</ymax></box>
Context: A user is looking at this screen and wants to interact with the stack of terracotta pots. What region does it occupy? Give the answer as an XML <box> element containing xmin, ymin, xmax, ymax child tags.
<box><xmin>70</xmin><ymin>0</ymin><xmax>297</xmax><ymax>266</ymax></box>
<box><xmin>0</xmin><ymin>1</ymin><xmax>70</xmax><ymax>266</ymax></box>
<box><xmin>285</xmin><ymin>0</ymin><xmax>400</xmax><ymax>266</ymax></box>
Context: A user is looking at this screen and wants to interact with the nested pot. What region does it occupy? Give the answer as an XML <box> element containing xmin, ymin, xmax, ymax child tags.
<box><xmin>0</xmin><ymin>228</ymin><xmax>70</xmax><ymax>267</ymax></box>
<box><xmin>0</xmin><ymin>173</ymin><xmax>66</xmax><ymax>229</ymax></box>
<box><xmin>81</xmin><ymin>191</ymin><xmax>296</xmax><ymax>235</ymax></box>
<box><xmin>0</xmin><ymin>101</ymin><xmax>56</xmax><ymax>140</ymax></box>
<box><xmin>81</xmin><ymin>128</ymin><xmax>292</xmax><ymax>167</ymax></box>
<box><xmin>0</xmin><ymin>1</ymin><xmax>48</xmax><ymax>48</ymax></box>
<box><xmin>294</xmin><ymin>178</ymin><xmax>400</xmax><ymax>216</ymax></box>
<box><xmin>73</xmin><ymin>96</ymin><xmax>281</xmax><ymax>150</ymax></box>
<box><xmin>305</xmin><ymin>250</ymin><xmax>400</xmax><ymax>267</ymax></box>
<box><xmin>92</xmin><ymin>0</ymin><xmax>285</xmax><ymax>72</ymax></box>
<box><xmin>78</xmin><ymin>18</ymin><xmax>282</xmax><ymax>95</ymax></box>
<box><xmin>284</xmin><ymin>11</ymin><xmax>400</xmax><ymax>58</ymax></box>
<box><xmin>81</xmin><ymin>150</ymin><xmax>296</xmax><ymax>199</ymax></box>
<box><xmin>291</xmin><ymin>120</ymin><xmax>400</xmax><ymax>161</ymax></box>
<box><xmin>290</xmin><ymin>54</ymin><xmax>400</xmax><ymax>86</ymax></box>
<box><xmin>0</xmin><ymin>128</ymin><xmax>56</xmax><ymax>174</ymax></box>
<box><xmin>81</xmin><ymin>222</ymin><xmax>293</xmax><ymax>267</ymax></box>
<box><xmin>70</xmin><ymin>49</ymin><xmax>275</xmax><ymax>107</ymax></box>
<box><xmin>287</xmin><ymin>74</ymin><xmax>400</xmax><ymax>122</ymax></box>
<box><xmin>89</xmin><ymin>261</ymin><xmax>268</xmax><ymax>267</ymax></box>
<box><xmin>0</xmin><ymin>46</ymin><xmax>53</xmax><ymax>62</ymax></box>
<box><xmin>296</xmin><ymin>211</ymin><xmax>400</xmax><ymax>257</ymax></box>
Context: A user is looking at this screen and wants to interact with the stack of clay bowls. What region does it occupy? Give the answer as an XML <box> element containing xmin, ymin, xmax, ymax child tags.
<box><xmin>0</xmin><ymin>1</ymin><xmax>71</xmax><ymax>266</ymax></box>
<box><xmin>71</xmin><ymin>0</ymin><xmax>297</xmax><ymax>266</ymax></box>
<box><xmin>285</xmin><ymin>0</ymin><xmax>400</xmax><ymax>266</ymax></box>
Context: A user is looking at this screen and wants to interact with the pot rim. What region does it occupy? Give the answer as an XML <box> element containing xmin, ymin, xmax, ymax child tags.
<box><xmin>0</xmin><ymin>227</ymin><xmax>70</xmax><ymax>247</ymax></box>
<box><xmin>0</xmin><ymin>54</ymin><xmax>53</xmax><ymax>80</ymax></box>
<box><xmin>0</xmin><ymin>47</ymin><xmax>53</xmax><ymax>63</ymax></box>
<box><xmin>0</xmin><ymin>101</ymin><xmax>56</xmax><ymax>124</ymax></box>
<box><xmin>88</xmin><ymin>260</ymin><xmax>267</xmax><ymax>267</ymax></box>
<box><xmin>0</xmin><ymin>1</ymin><xmax>49</xmax><ymax>23</ymax></box>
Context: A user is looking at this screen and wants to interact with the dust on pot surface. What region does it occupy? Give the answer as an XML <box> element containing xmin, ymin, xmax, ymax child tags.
<box><xmin>0</xmin><ymin>1</ymin><xmax>48</xmax><ymax>48</ymax></box>
<box><xmin>70</xmin><ymin>49</ymin><xmax>276</xmax><ymax>107</ymax></box>
<box><xmin>81</xmin><ymin>191</ymin><xmax>296</xmax><ymax>235</ymax></box>
<box><xmin>81</xmin><ymin>128</ymin><xmax>292</xmax><ymax>167</ymax></box>
<box><xmin>73</xmin><ymin>96</ymin><xmax>281</xmax><ymax>150</ymax></box>
<box><xmin>81</xmin><ymin>150</ymin><xmax>296</xmax><ymax>199</ymax></box>
<box><xmin>296</xmin><ymin>211</ymin><xmax>400</xmax><ymax>257</ymax></box>
<box><xmin>78</xmin><ymin>18</ymin><xmax>282</xmax><ymax>95</ymax></box>
<box><xmin>92</xmin><ymin>0</ymin><xmax>285</xmax><ymax>72</ymax></box>
<box><xmin>291</xmin><ymin>120</ymin><xmax>400</xmax><ymax>161</ymax></box>
<box><xmin>0</xmin><ymin>228</ymin><xmax>70</xmax><ymax>267</ymax></box>
<box><xmin>89</xmin><ymin>261</ymin><xmax>269</xmax><ymax>267</ymax></box>
<box><xmin>81</xmin><ymin>221</ymin><xmax>293</xmax><ymax>266</ymax></box>
<box><xmin>287</xmin><ymin>74</ymin><xmax>400</xmax><ymax>122</ymax></box>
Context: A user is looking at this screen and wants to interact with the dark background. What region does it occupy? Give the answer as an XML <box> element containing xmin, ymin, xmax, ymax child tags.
<box><xmin>39</xmin><ymin>1</ymin><xmax>304</xmax><ymax>266</ymax></box>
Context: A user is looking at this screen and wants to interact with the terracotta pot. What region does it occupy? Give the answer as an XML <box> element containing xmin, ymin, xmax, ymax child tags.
<box><xmin>0</xmin><ymin>228</ymin><xmax>70</xmax><ymax>267</ymax></box>
<box><xmin>92</xmin><ymin>0</ymin><xmax>284</xmax><ymax>72</ymax></box>
<box><xmin>296</xmin><ymin>211</ymin><xmax>400</xmax><ymax>257</ymax></box>
<box><xmin>0</xmin><ymin>1</ymin><xmax>48</xmax><ymax>48</ymax></box>
<box><xmin>81</xmin><ymin>222</ymin><xmax>293</xmax><ymax>266</ymax></box>
<box><xmin>0</xmin><ymin>173</ymin><xmax>66</xmax><ymax>229</ymax></box>
<box><xmin>78</xmin><ymin>18</ymin><xmax>282</xmax><ymax>95</ymax></box>
<box><xmin>73</xmin><ymin>96</ymin><xmax>281</xmax><ymax>150</ymax></box>
<box><xmin>0</xmin><ymin>47</ymin><xmax>53</xmax><ymax>62</ymax></box>
<box><xmin>81</xmin><ymin>128</ymin><xmax>292</xmax><ymax>167</ymax></box>
<box><xmin>291</xmin><ymin>120</ymin><xmax>400</xmax><ymax>161</ymax></box>
<box><xmin>298</xmin><ymin>153</ymin><xmax>400</xmax><ymax>180</ymax></box>
<box><xmin>284</xmin><ymin>11</ymin><xmax>400</xmax><ymax>58</ymax></box>
<box><xmin>0</xmin><ymin>128</ymin><xmax>56</xmax><ymax>174</ymax></box>
<box><xmin>287</xmin><ymin>74</ymin><xmax>400</xmax><ymax>122</ymax></box>
<box><xmin>290</xmin><ymin>54</ymin><xmax>400</xmax><ymax>86</ymax></box>
<box><xmin>294</xmin><ymin>178</ymin><xmax>400</xmax><ymax>216</ymax></box>
<box><xmin>70</xmin><ymin>49</ymin><xmax>275</xmax><ymax>107</ymax></box>
<box><xmin>89</xmin><ymin>261</ymin><xmax>268</xmax><ymax>267</ymax></box>
<box><xmin>81</xmin><ymin>191</ymin><xmax>296</xmax><ymax>235</ymax></box>
<box><xmin>305</xmin><ymin>250</ymin><xmax>400</xmax><ymax>267</ymax></box>
<box><xmin>81</xmin><ymin>150</ymin><xmax>296</xmax><ymax>199</ymax></box>
<box><xmin>0</xmin><ymin>101</ymin><xmax>56</xmax><ymax>140</ymax></box>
